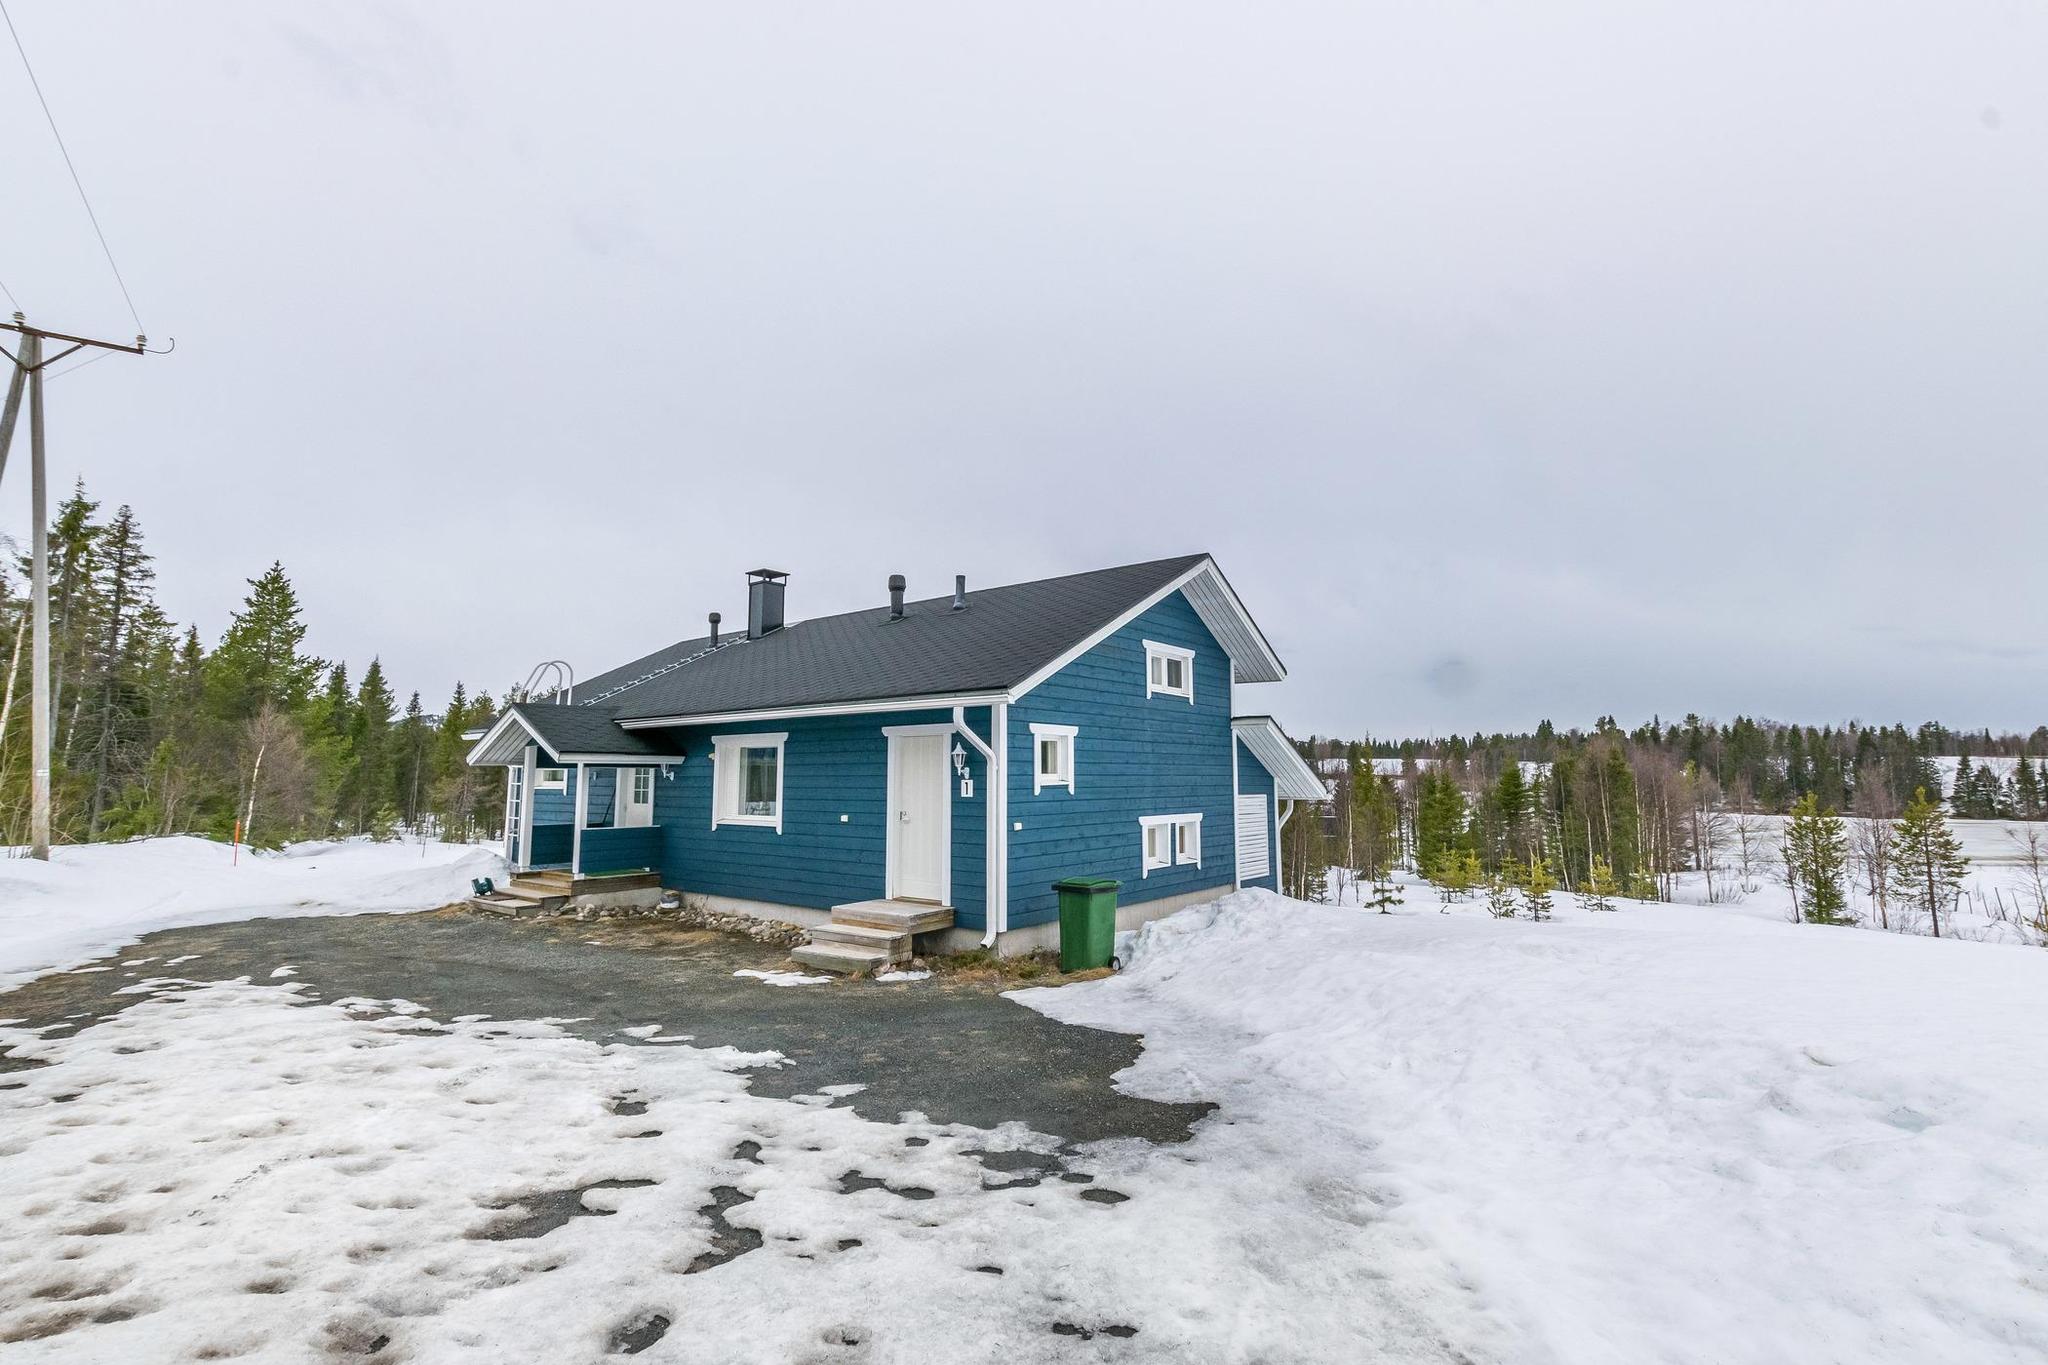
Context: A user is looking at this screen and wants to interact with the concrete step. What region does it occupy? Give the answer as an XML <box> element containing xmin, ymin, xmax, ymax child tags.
<box><xmin>469</xmin><ymin>893</ymin><xmax>541</xmax><ymax>918</ymax></box>
<box><xmin>790</xmin><ymin>941</ymin><xmax>892</xmax><ymax>976</ymax></box>
<box><xmin>811</xmin><ymin>922</ymin><xmax>912</xmax><ymax>958</ymax></box>
<box><xmin>829</xmin><ymin>899</ymin><xmax>954</xmax><ymax>935</ymax></box>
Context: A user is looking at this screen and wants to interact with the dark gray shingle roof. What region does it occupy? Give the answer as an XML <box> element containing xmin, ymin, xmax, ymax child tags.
<box><xmin>506</xmin><ymin>701</ymin><xmax>689</xmax><ymax>758</ymax></box>
<box><xmin>590</xmin><ymin>555</ymin><xmax>1210</xmax><ymax>721</ymax></box>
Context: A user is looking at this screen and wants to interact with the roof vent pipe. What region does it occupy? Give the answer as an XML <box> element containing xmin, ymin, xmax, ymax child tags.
<box><xmin>708</xmin><ymin>611</ymin><xmax>721</xmax><ymax>647</ymax></box>
<box><xmin>888</xmin><ymin>574</ymin><xmax>907</xmax><ymax>620</ymax></box>
<box><xmin>952</xmin><ymin>575</ymin><xmax>967</xmax><ymax>611</ymax></box>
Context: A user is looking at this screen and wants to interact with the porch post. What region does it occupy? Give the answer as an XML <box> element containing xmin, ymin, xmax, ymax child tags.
<box><xmin>517</xmin><ymin>744</ymin><xmax>538</xmax><ymax>873</ymax></box>
<box><xmin>571</xmin><ymin>761</ymin><xmax>588</xmax><ymax>879</ymax></box>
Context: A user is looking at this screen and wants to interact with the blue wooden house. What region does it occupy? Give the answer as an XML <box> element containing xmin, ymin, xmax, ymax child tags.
<box><xmin>465</xmin><ymin>555</ymin><xmax>1322</xmax><ymax>971</ymax></box>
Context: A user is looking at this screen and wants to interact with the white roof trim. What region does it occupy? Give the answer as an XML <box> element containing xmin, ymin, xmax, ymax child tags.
<box><xmin>1009</xmin><ymin>557</ymin><xmax>1284</xmax><ymax>704</ymax></box>
<box><xmin>1232</xmin><ymin>716</ymin><xmax>1324</xmax><ymax>801</ymax></box>
<box><xmin>617</xmin><ymin>690</ymin><xmax>1010</xmax><ymax>731</ymax></box>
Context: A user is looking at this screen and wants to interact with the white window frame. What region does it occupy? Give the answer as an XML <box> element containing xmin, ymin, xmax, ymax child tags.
<box><xmin>1029</xmin><ymin>722</ymin><xmax>1078</xmax><ymax>794</ymax></box>
<box><xmin>1174</xmin><ymin>814</ymin><xmax>1203</xmax><ymax>868</ymax></box>
<box><xmin>711</xmin><ymin>731</ymin><xmax>788</xmax><ymax>833</ymax></box>
<box><xmin>1143</xmin><ymin>640</ymin><xmax>1195</xmax><ymax>702</ymax></box>
<box><xmin>536</xmin><ymin>766</ymin><xmax>568</xmax><ymax>792</ymax></box>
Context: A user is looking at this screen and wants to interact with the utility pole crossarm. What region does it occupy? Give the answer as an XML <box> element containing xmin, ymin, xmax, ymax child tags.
<box><xmin>0</xmin><ymin>318</ymin><xmax>145</xmax><ymax>358</ymax></box>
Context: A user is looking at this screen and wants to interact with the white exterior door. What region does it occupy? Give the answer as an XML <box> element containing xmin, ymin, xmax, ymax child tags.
<box><xmin>1235</xmin><ymin>793</ymin><xmax>1271</xmax><ymax>881</ymax></box>
<box><xmin>888</xmin><ymin>731</ymin><xmax>951</xmax><ymax>904</ymax></box>
<box><xmin>617</xmin><ymin>766</ymin><xmax>655</xmax><ymax>828</ymax></box>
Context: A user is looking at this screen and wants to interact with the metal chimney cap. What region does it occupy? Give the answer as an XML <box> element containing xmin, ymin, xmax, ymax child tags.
<box><xmin>887</xmin><ymin>573</ymin><xmax>906</xmax><ymax>591</ymax></box>
<box><xmin>745</xmin><ymin>568</ymin><xmax>788</xmax><ymax>581</ymax></box>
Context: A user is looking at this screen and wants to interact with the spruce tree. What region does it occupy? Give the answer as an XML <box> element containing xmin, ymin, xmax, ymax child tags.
<box><xmin>1521</xmin><ymin>856</ymin><xmax>1556</xmax><ymax>922</ymax></box>
<box><xmin>2013</xmin><ymin>758</ymin><xmax>2040</xmax><ymax>821</ymax></box>
<box><xmin>206</xmin><ymin>563</ymin><xmax>323</xmax><ymax>722</ymax></box>
<box><xmin>1786</xmin><ymin>794</ymin><xmax>1852</xmax><ymax>924</ymax></box>
<box><xmin>1891</xmin><ymin>788</ymin><xmax>1968</xmax><ymax>938</ymax></box>
<box><xmin>1577</xmin><ymin>855</ymin><xmax>1620</xmax><ymax>912</ymax></box>
<box><xmin>345</xmin><ymin>658</ymin><xmax>397</xmax><ymax>834</ymax></box>
<box><xmin>1950</xmin><ymin>756</ymin><xmax>1974</xmax><ymax>817</ymax></box>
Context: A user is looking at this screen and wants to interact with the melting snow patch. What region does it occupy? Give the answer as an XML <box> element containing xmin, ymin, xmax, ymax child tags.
<box><xmin>873</xmin><ymin>969</ymin><xmax>930</xmax><ymax>983</ymax></box>
<box><xmin>269</xmin><ymin>965</ymin><xmax>297</xmax><ymax>978</ymax></box>
<box><xmin>733</xmin><ymin>968</ymin><xmax>830</xmax><ymax>987</ymax></box>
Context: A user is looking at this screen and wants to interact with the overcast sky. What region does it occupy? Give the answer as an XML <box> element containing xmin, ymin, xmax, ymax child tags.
<box><xmin>0</xmin><ymin>3</ymin><xmax>2042</xmax><ymax>738</ymax></box>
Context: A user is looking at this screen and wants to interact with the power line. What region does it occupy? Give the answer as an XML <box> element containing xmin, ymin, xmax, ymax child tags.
<box><xmin>0</xmin><ymin>273</ymin><xmax>17</xmax><ymax>312</ymax></box>
<box><xmin>45</xmin><ymin>348</ymin><xmax>112</xmax><ymax>381</ymax></box>
<box><xmin>0</xmin><ymin>0</ymin><xmax>144</xmax><ymax>336</ymax></box>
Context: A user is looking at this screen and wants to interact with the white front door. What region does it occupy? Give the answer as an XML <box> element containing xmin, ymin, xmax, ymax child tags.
<box><xmin>617</xmin><ymin>766</ymin><xmax>655</xmax><ymax>828</ymax></box>
<box><xmin>887</xmin><ymin>731</ymin><xmax>951</xmax><ymax>903</ymax></box>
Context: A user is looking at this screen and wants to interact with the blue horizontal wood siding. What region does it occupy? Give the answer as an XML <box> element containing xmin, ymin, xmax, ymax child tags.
<box><xmin>647</xmin><ymin>707</ymin><xmax>990</xmax><ymax>929</ymax></box>
<box><xmin>529</xmin><ymin>823</ymin><xmax>572</xmax><ymax>867</ymax></box>
<box><xmin>580</xmin><ymin>825</ymin><xmax>662</xmax><ymax>875</ymax></box>
<box><xmin>1235</xmin><ymin>737</ymin><xmax>1279</xmax><ymax>891</ymax></box>
<box><xmin>1006</xmin><ymin>591</ymin><xmax>1236</xmax><ymax>927</ymax></box>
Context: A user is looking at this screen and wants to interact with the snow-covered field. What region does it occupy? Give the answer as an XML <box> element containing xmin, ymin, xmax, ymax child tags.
<box><xmin>0</xmin><ymin>836</ymin><xmax>498</xmax><ymax>992</ymax></box>
<box><xmin>5</xmin><ymin>842</ymin><xmax>2047</xmax><ymax>1361</ymax></box>
<box><xmin>1030</xmin><ymin>888</ymin><xmax>2048</xmax><ymax>1364</ymax></box>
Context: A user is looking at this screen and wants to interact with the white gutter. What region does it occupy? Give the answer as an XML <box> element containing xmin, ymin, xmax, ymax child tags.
<box><xmin>953</xmin><ymin>704</ymin><xmax>1007</xmax><ymax>948</ymax></box>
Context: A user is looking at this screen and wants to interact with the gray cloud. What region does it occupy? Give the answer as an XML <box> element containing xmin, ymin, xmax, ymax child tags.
<box><xmin>0</xmin><ymin>2</ymin><xmax>2040</xmax><ymax>737</ymax></box>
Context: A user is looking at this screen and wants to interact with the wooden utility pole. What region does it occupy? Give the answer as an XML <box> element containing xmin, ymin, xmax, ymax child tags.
<box><xmin>0</xmin><ymin>314</ymin><xmax>148</xmax><ymax>859</ymax></box>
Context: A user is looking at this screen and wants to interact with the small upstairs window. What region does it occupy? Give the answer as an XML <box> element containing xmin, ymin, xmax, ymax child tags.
<box><xmin>1144</xmin><ymin>641</ymin><xmax>1195</xmax><ymax>702</ymax></box>
<box><xmin>536</xmin><ymin>767</ymin><xmax>567</xmax><ymax>791</ymax></box>
<box><xmin>1030</xmin><ymin>723</ymin><xmax>1078</xmax><ymax>794</ymax></box>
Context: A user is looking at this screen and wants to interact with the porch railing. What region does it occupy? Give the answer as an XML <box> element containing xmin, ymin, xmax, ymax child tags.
<box><xmin>526</xmin><ymin>822</ymin><xmax>660</xmax><ymax>877</ymax></box>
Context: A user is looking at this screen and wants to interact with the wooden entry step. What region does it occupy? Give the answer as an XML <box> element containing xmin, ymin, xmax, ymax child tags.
<box><xmin>827</xmin><ymin>899</ymin><xmax>955</xmax><ymax>935</ymax></box>
<box><xmin>791</xmin><ymin>899</ymin><xmax>954</xmax><ymax>976</ymax></box>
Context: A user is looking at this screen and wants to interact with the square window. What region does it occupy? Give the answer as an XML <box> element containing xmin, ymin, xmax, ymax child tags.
<box><xmin>1029</xmin><ymin>723</ymin><xmax>1078</xmax><ymax>794</ymax></box>
<box><xmin>1143</xmin><ymin>641</ymin><xmax>1195</xmax><ymax>701</ymax></box>
<box><xmin>713</xmin><ymin>733</ymin><xmax>788</xmax><ymax>831</ymax></box>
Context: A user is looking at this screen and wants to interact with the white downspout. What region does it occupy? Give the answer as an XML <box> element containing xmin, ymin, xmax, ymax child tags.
<box><xmin>571</xmin><ymin>761</ymin><xmax>588</xmax><ymax>880</ymax></box>
<box><xmin>1277</xmin><ymin>798</ymin><xmax>1295</xmax><ymax>893</ymax></box>
<box><xmin>953</xmin><ymin>704</ymin><xmax>1006</xmax><ymax>948</ymax></box>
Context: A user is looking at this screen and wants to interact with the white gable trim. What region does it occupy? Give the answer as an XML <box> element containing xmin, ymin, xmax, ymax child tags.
<box><xmin>1009</xmin><ymin>557</ymin><xmax>1284</xmax><ymax>704</ymax></box>
<box><xmin>1231</xmin><ymin>716</ymin><xmax>1325</xmax><ymax>801</ymax></box>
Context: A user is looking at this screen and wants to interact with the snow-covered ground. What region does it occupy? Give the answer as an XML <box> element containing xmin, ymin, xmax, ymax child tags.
<box><xmin>1028</xmin><ymin>888</ymin><xmax>2048</xmax><ymax>1364</ymax></box>
<box><xmin>0</xmin><ymin>836</ymin><xmax>499</xmax><ymax>992</ymax></box>
<box><xmin>5</xmin><ymin>842</ymin><xmax>2046</xmax><ymax>1361</ymax></box>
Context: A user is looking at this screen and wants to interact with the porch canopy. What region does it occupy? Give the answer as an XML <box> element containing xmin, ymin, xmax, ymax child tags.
<box><xmin>469</xmin><ymin>702</ymin><xmax>686</xmax><ymax>878</ymax></box>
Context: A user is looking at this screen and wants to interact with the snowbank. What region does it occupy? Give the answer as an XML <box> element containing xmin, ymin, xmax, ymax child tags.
<box><xmin>1019</xmin><ymin>889</ymin><xmax>2048</xmax><ymax>1364</ymax></box>
<box><xmin>0</xmin><ymin>836</ymin><xmax>499</xmax><ymax>992</ymax></box>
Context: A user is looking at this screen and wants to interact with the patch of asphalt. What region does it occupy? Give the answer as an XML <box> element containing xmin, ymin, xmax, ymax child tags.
<box><xmin>0</xmin><ymin>910</ymin><xmax>1213</xmax><ymax>1147</ymax></box>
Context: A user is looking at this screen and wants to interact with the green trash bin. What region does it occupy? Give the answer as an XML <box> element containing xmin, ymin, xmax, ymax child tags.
<box><xmin>1052</xmin><ymin>877</ymin><xmax>1121</xmax><ymax>972</ymax></box>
